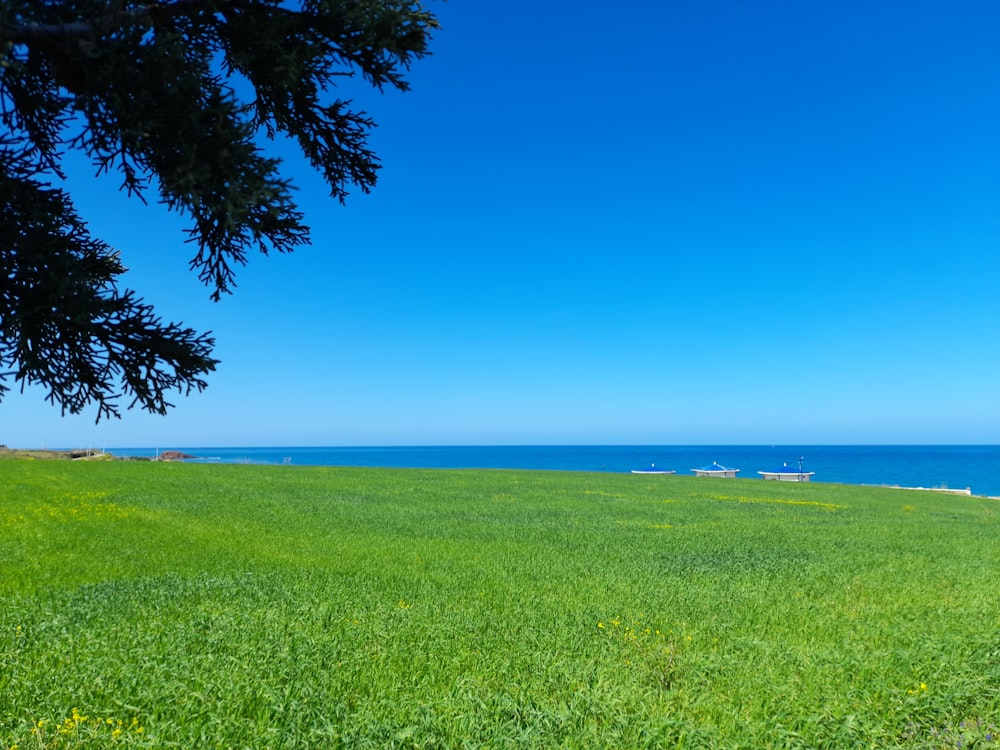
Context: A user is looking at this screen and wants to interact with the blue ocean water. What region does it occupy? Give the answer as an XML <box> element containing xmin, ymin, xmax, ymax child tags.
<box><xmin>108</xmin><ymin>445</ymin><xmax>1000</xmax><ymax>497</ymax></box>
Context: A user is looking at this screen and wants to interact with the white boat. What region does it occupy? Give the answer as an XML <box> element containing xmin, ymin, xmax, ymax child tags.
<box><xmin>692</xmin><ymin>462</ymin><xmax>739</xmax><ymax>477</ymax></box>
<box><xmin>631</xmin><ymin>464</ymin><xmax>675</xmax><ymax>475</ymax></box>
<box><xmin>758</xmin><ymin>460</ymin><xmax>814</xmax><ymax>482</ymax></box>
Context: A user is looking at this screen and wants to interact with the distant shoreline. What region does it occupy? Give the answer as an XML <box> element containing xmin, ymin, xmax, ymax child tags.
<box><xmin>0</xmin><ymin>447</ymin><xmax>193</xmax><ymax>462</ymax></box>
<box><xmin>0</xmin><ymin>446</ymin><xmax>114</xmax><ymax>461</ymax></box>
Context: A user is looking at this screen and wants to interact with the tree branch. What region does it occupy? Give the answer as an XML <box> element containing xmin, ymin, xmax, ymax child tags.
<box><xmin>2</xmin><ymin>0</ymin><xmax>218</xmax><ymax>45</ymax></box>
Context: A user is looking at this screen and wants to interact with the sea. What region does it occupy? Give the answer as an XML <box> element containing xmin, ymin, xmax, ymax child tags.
<box><xmin>106</xmin><ymin>445</ymin><xmax>1000</xmax><ymax>498</ymax></box>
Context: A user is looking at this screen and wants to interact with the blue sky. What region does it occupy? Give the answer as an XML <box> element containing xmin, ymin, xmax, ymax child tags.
<box><xmin>4</xmin><ymin>0</ymin><xmax>998</xmax><ymax>448</ymax></box>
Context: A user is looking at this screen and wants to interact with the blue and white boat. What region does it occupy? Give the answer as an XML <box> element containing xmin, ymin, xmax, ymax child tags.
<box><xmin>758</xmin><ymin>459</ymin><xmax>814</xmax><ymax>482</ymax></box>
<box><xmin>692</xmin><ymin>462</ymin><xmax>739</xmax><ymax>477</ymax></box>
<box><xmin>631</xmin><ymin>464</ymin><xmax>675</xmax><ymax>475</ymax></box>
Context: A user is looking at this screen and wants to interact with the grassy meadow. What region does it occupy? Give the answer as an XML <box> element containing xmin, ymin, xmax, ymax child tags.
<box><xmin>1</xmin><ymin>459</ymin><xmax>998</xmax><ymax>748</ymax></box>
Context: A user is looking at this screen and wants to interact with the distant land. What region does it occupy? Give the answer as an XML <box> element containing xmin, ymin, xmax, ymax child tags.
<box><xmin>0</xmin><ymin>447</ymin><xmax>192</xmax><ymax>462</ymax></box>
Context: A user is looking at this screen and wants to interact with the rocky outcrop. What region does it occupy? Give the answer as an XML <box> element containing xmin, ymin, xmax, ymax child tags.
<box><xmin>158</xmin><ymin>450</ymin><xmax>195</xmax><ymax>462</ymax></box>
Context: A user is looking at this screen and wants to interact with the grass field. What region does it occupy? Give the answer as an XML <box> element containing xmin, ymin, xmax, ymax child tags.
<box><xmin>2</xmin><ymin>459</ymin><xmax>998</xmax><ymax>748</ymax></box>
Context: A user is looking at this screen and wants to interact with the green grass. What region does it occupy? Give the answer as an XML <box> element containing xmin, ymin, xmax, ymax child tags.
<box><xmin>2</xmin><ymin>460</ymin><xmax>998</xmax><ymax>748</ymax></box>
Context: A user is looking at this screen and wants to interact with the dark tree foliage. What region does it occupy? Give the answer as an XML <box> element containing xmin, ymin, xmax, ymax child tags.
<box><xmin>0</xmin><ymin>0</ymin><xmax>437</xmax><ymax>419</ymax></box>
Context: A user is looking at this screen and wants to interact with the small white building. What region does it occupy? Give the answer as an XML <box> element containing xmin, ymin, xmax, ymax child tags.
<box><xmin>758</xmin><ymin>462</ymin><xmax>814</xmax><ymax>482</ymax></box>
<box><xmin>692</xmin><ymin>462</ymin><xmax>739</xmax><ymax>478</ymax></box>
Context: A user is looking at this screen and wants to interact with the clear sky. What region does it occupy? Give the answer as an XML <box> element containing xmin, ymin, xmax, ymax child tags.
<box><xmin>4</xmin><ymin>0</ymin><xmax>998</xmax><ymax>449</ymax></box>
